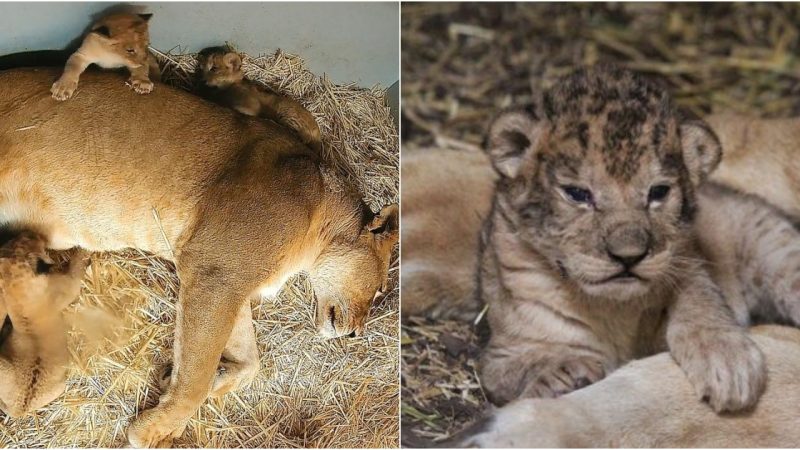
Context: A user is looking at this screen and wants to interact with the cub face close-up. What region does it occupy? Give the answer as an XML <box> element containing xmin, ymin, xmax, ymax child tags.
<box><xmin>400</xmin><ymin>3</ymin><xmax>800</xmax><ymax>448</ymax></box>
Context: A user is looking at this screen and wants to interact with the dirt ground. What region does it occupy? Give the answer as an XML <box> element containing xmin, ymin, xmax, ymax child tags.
<box><xmin>401</xmin><ymin>2</ymin><xmax>800</xmax><ymax>444</ymax></box>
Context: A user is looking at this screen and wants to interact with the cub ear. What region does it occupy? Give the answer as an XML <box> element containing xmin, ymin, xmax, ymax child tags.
<box><xmin>138</xmin><ymin>13</ymin><xmax>153</xmax><ymax>22</ymax></box>
<box><xmin>484</xmin><ymin>107</ymin><xmax>541</xmax><ymax>179</ymax></box>
<box><xmin>367</xmin><ymin>204</ymin><xmax>399</xmax><ymax>244</ymax></box>
<box><xmin>680</xmin><ymin>120</ymin><xmax>722</xmax><ymax>185</ymax></box>
<box><xmin>223</xmin><ymin>52</ymin><xmax>242</xmax><ymax>72</ymax></box>
<box><xmin>91</xmin><ymin>25</ymin><xmax>112</xmax><ymax>38</ymax></box>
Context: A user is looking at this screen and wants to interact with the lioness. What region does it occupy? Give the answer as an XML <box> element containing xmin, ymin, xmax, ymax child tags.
<box><xmin>0</xmin><ymin>68</ymin><xmax>397</xmax><ymax>447</ymax></box>
<box><xmin>196</xmin><ymin>46</ymin><xmax>323</xmax><ymax>153</ymax></box>
<box><xmin>0</xmin><ymin>230</ymin><xmax>89</xmax><ymax>417</ymax></box>
<box><xmin>51</xmin><ymin>13</ymin><xmax>159</xmax><ymax>100</ymax></box>
<box><xmin>447</xmin><ymin>325</ymin><xmax>800</xmax><ymax>447</ymax></box>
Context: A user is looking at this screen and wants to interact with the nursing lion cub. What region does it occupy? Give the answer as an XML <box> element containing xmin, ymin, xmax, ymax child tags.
<box><xmin>51</xmin><ymin>12</ymin><xmax>159</xmax><ymax>100</ymax></box>
<box><xmin>0</xmin><ymin>68</ymin><xmax>397</xmax><ymax>447</ymax></box>
<box><xmin>0</xmin><ymin>231</ymin><xmax>89</xmax><ymax>417</ymax></box>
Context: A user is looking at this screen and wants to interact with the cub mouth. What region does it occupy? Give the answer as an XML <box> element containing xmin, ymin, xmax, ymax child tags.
<box><xmin>589</xmin><ymin>271</ymin><xmax>645</xmax><ymax>285</ymax></box>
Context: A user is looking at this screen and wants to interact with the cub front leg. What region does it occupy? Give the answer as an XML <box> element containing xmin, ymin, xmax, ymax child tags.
<box><xmin>127</xmin><ymin>267</ymin><xmax>245</xmax><ymax>448</ymax></box>
<box><xmin>127</xmin><ymin>64</ymin><xmax>154</xmax><ymax>95</ymax></box>
<box><xmin>667</xmin><ymin>272</ymin><xmax>766</xmax><ymax>412</ymax></box>
<box><xmin>51</xmin><ymin>52</ymin><xmax>91</xmax><ymax>100</ymax></box>
<box><xmin>480</xmin><ymin>340</ymin><xmax>609</xmax><ymax>405</ymax></box>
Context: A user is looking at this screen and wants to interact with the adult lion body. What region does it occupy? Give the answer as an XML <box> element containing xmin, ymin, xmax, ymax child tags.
<box><xmin>0</xmin><ymin>68</ymin><xmax>397</xmax><ymax>446</ymax></box>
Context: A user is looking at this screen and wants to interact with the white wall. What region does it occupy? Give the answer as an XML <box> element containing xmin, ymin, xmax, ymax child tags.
<box><xmin>0</xmin><ymin>2</ymin><xmax>399</xmax><ymax>88</ymax></box>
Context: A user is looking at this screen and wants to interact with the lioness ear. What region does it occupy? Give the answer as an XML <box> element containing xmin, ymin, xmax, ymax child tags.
<box><xmin>680</xmin><ymin>120</ymin><xmax>722</xmax><ymax>185</ymax></box>
<box><xmin>92</xmin><ymin>25</ymin><xmax>112</xmax><ymax>38</ymax></box>
<box><xmin>138</xmin><ymin>13</ymin><xmax>153</xmax><ymax>22</ymax></box>
<box><xmin>367</xmin><ymin>204</ymin><xmax>399</xmax><ymax>244</ymax></box>
<box><xmin>223</xmin><ymin>52</ymin><xmax>242</xmax><ymax>72</ymax></box>
<box><xmin>484</xmin><ymin>107</ymin><xmax>541</xmax><ymax>179</ymax></box>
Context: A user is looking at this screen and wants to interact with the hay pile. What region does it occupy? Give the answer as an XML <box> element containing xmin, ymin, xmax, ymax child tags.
<box><xmin>0</xmin><ymin>49</ymin><xmax>398</xmax><ymax>448</ymax></box>
<box><xmin>401</xmin><ymin>2</ymin><xmax>800</xmax><ymax>443</ymax></box>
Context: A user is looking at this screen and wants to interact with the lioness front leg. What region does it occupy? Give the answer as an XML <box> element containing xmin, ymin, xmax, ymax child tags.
<box><xmin>667</xmin><ymin>272</ymin><xmax>766</xmax><ymax>412</ymax></box>
<box><xmin>127</xmin><ymin>64</ymin><xmax>154</xmax><ymax>95</ymax></box>
<box><xmin>480</xmin><ymin>340</ymin><xmax>609</xmax><ymax>405</ymax></box>
<box><xmin>127</xmin><ymin>269</ymin><xmax>245</xmax><ymax>447</ymax></box>
<box><xmin>158</xmin><ymin>299</ymin><xmax>259</xmax><ymax>398</ymax></box>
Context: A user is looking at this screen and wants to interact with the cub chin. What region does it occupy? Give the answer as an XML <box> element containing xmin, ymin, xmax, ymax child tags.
<box><xmin>51</xmin><ymin>12</ymin><xmax>159</xmax><ymax>101</ymax></box>
<box><xmin>0</xmin><ymin>230</ymin><xmax>89</xmax><ymax>417</ymax></box>
<box><xmin>479</xmin><ymin>66</ymin><xmax>765</xmax><ymax>413</ymax></box>
<box><xmin>196</xmin><ymin>46</ymin><xmax>323</xmax><ymax>152</ymax></box>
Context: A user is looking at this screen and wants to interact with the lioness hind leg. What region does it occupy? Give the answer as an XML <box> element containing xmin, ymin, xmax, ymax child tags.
<box><xmin>157</xmin><ymin>299</ymin><xmax>259</xmax><ymax>397</ymax></box>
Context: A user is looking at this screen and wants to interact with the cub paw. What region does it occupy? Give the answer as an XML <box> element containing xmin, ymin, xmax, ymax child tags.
<box><xmin>680</xmin><ymin>331</ymin><xmax>766</xmax><ymax>412</ymax></box>
<box><xmin>127</xmin><ymin>78</ymin><xmax>154</xmax><ymax>95</ymax></box>
<box><xmin>51</xmin><ymin>78</ymin><xmax>78</xmax><ymax>101</ymax></box>
<box><xmin>481</xmin><ymin>352</ymin><xmax>606</xmax><ymax>405</ymax></box>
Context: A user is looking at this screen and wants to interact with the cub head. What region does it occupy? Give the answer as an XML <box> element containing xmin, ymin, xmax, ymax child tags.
<box><xmin>88</xmin><ymin>13</ymin><xmax>152</xmax><ymax>68</ymax></box>
<box><xmin>485</xmin><ymin>66</ymin><xmax>721</xmax><ymax>301</ymax></box>
<box><xmin>196</xmin><ymin>46</ymin><xmax>244</xmax><ymax>88</ymax></box>
<box><xmin>312</xmin><ymin>204</ymin><xmax>398</xmax><ymax>339</ymax></box>
<box><xmin>0</xmin><ymin>230</ymin><xmax>54</xmax><ymax>278</ymax></box>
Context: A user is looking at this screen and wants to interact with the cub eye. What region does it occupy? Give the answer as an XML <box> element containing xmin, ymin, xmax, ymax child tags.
<box><xmin>561</xmin><ymin>185</ymin><xmax>593</xmax><ymax>205</ymax></box>
<box><xmin>648</xmin><ymin>185</ymin><xmax>671</xmax><ymax>204</ymax></box>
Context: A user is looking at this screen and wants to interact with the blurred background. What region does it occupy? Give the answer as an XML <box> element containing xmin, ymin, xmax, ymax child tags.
<box><xmin>401</xmin><ymin>2</ymin><xmax>800</xmax><ymax>443</ymax></box>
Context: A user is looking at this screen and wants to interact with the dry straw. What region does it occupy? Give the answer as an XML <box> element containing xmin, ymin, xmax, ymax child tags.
<box><xmin>0</xmin><ymin>48</ymin><xmax>398</xmax><ymax>448</ymax></box>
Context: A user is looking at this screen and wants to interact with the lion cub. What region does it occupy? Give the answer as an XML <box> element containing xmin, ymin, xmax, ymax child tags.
<box><xmin>196</xmin><ymin>47</ymin><xmax>323</xmax><ymax>152</ymax></box>
<box><xmin>51</xmin><ymin>13</ymin><xmax>158</xmax><ymax>101</ymax></box>
<box><xmin>0</xmin><ymin>231</ymin><xmax>89</xmax><ymax>417</ymax></box>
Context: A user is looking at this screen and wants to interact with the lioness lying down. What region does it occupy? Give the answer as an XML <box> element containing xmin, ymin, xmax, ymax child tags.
<box><xmin>448</xmin><ymin>325</ymin><xmax>800</xmax><ymax>447</ymax></box>
<box><xmin>403</xmin><ymin>66</ymin><xmax>800</xmax><ymax>420</ymax></box>
<box><xmin>0</xmin><ymin>230</ymin><xmax>88</xmax><ymax>417</ymax></box>
<box><xmin>0</xmin><ymin>68</ymin><xmax>397</xmax><ymax>447</ymax></box>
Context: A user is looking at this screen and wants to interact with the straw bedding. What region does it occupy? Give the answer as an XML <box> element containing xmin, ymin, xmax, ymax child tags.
<box><xmin>401</xmin><ymin>2</ymin><xmax>800</xmax><ymax>443</ymax></box>
<box><xmin>0</xmin><ymin>49</ymin><xmax>398</xmax><ymax>448</ymax></box>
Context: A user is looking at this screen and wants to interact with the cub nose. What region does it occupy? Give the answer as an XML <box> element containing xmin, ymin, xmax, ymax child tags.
<box><xmin>606</xmin><ymin>226</ymin><xmax>651</xmax><ymax>269</ymax></box>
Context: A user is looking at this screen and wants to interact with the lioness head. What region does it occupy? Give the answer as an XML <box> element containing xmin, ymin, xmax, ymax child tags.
<box><xmin>485</xmin><ymin>66</ymin><xmax>721</xmax><ymax>301</ymax></box>
<box><xmin>88</xmin><ymin>13</ymin><xmax>152</xmax><ymax>69</ymax></box>
<box><xmin>312</xmin><ymin>204</ymin><xmax>399</xmax><ymax>338</ymax></box>
<box><xmin>196</xmin><ymin>47</ymin><xmax>245</xmax><ymax>88</ymax></box>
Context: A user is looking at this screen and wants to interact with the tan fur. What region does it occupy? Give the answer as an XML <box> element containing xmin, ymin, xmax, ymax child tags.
<box><xmin>196</xmin><ymin>48</ymin><xmax>323</xmax><ymax>152</ymax></box>
<box><xmin>0</xmin><ymin>68</ymin><xmax>397</xmax><ymax>447</ymax></box>
<box><xmin>401</xmin><ymin>149</ymin><xmax>496</xmax><ymax>320</ymax></box>
<box><xmin>0</xmin><ymin>231</ymin><xmax>88</xmax><ymax>417</ymax></box>
<box><xmin>708</xmin><ymin>114</ymin><xmax>800</xmax><ymax>217</ymax></box>
<box><xmin>450</xmin><ymin>325</ymin><xmax>800</xmax><ymax>447</ymax></box>
<box><xmin>51</xmin><ymin>13</ymin><xmax>158</xmax><ymax>101</ymax></box>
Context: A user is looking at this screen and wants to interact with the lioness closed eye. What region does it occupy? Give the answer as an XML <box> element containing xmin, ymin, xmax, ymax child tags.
<box><xmin>479</xmin><ymin>66</ymin><xmax>765</xmax><ymax>412</ymax></box>
<box><xmin>51</xmin><ymin>12</ymin><xmax>158</xmax><ymax>101</ymax></box>
<box><xmin>0</xmin><ymin>231</ymin><xmax>89</xmax><ymax>417</ymax></box>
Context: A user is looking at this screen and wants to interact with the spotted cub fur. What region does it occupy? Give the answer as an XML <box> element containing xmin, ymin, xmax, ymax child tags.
<box><xmin>0</xmin><ymin>231</ymin><xmax>89</xmax><ymax>417</ymax></box>
<box><xmin>479</xmin><ymin>66</ymin><xmax>765</xmax><ymax>412</ymax></box>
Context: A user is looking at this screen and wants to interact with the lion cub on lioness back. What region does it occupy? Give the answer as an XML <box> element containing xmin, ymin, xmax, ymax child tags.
<box><xmin>51</xmin><ymin>13</ymin><xmax>158</xmax><ymax>101</ymax></box>
<box><xmin>196</xmin><ymin>46</ymin><xmax>323</xmax><ymax>152</ymax></box>
<box><xmin>0</xmin><ymin>231</ymin><xmax>89</xmax><ymax>417</ymax></box>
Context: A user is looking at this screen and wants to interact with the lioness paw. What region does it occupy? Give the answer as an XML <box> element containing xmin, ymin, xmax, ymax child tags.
<box><xmin>680</xmin><ymin>331</ymin><xmax>766</xmax><ymax>412</ymax></box>
<box><xmin>127</xmin><ymin>78</ymin><xmax>154</xmax><ymax>95</ymax></box>
<box><xmin>51</xmin><ymin>78</ymin><xmax>78</xmax><ymax>101</ymax></box>
<box><xmin>127</xmin><ymin>409</ymin><xmax>187</xmax><ymax>448</ymax></box>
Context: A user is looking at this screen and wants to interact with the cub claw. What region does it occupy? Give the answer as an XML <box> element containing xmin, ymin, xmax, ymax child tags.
<box><xmin>51</xmin><ymin>78</ymin><xmax>78</xmax><ymax>101</ymax></box>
